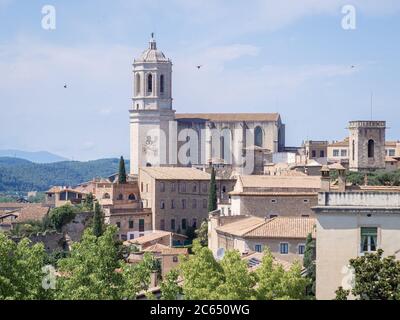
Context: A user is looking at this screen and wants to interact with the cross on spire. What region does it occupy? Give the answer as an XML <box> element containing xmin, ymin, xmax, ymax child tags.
<box><xmin>149</xmin><ymin>32</ymin><xmax>157</xmax><ymax>49</ymax></box>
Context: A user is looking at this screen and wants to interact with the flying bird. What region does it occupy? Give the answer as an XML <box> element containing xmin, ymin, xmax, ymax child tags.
<box><xmin>196</xmin><ymin>65</ymin><xmax>203</xmax><ymax>70</ymax></box>
<box><xmin>64</xmin><ymin>84</ymin><xmax>67</xmax><ymax>88</ymax></box>
<box><xmin>351</xmin><ymin>65</ymin><xmax>355</xmax><ymax>68</ymax></box>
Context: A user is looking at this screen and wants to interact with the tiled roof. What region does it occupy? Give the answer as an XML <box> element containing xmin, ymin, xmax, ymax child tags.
<box><xmin>142</xmin><ymin>243</ymin><xmax>188</xmax><ymax>255</ymax></box>
<box><xmin>216</xmin><ymin>216</ymin><xmax>316</xmax><ymax>239</ymax></box>
<box><xmin>328</xmin><ymin>138</ymin><xmax>349</xmax><ymax>147</ymax></box>
<box><xmin>242</xmin><ymin>252</ymin><xmax>294</xmax><ymax>271</ymax></box>
<box><xmin>123</xmin><ymin>230</ymin><xmax>187</xmax><ymax>246</ymax></box>
<box><xmin>140</xmin><ymin>167</ymin><xmax>211</xmax><ymax>180</ymax></box>
<box><xmin>238</xmin><ymin>175</ymin><xmax>321</xmax><ymax>189</ymax></box>
<box><xmin>175</xmin><ymin>113</ymin><xmax>280</xmax><ymax>122</ymax></box>
<box><xmin>14</xmin><ymin>205</ymin><xmax>50</xmax><ymax>223</ymax></box>
<box><xmin>385</xmin><ymin>141</ymin><xmax>399</xmax><ymax>147</ymax></box>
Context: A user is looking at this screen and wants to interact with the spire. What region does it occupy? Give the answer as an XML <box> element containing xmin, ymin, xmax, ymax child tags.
<box><xmin>149</xmin><ymin>32</ymin><xmax>157</xmax><ymax>50</ymax></box>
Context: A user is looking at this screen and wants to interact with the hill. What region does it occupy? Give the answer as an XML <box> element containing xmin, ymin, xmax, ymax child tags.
<box><xmin>0</xmin><ymin>149</ymin><xmax>68</xmax><ymax>163</ymax></box>
<box><xmin>0</xmin><ymin>157</ymin><xmax>130</xmax><ymax>192</ymax></box>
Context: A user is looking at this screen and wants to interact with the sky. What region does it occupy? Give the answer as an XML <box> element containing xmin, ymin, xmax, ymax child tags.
<box><xmin>0</xmin><ymin>0</ymin><xmax>399</xmax><ymax>161</ymax></box>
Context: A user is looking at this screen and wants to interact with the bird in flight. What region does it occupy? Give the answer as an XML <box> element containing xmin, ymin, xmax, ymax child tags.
<box><xmin>64</xmin><ymin>84</ymin><xmax>68</xmax><ymax>88</ymax></box>
<box><xmin>196</xmin><ymin>65</ymin><xmax>203</xmax><ymax>70</ymax></box>
<box><xmin>351</xmin><ymin>65</ymin><xmax>355</xmax><ymax>68</ymax></box>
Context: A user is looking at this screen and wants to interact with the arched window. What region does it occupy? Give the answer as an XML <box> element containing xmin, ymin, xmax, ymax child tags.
<box><xmin>117</xmin><ymin>194</ymin><xmax>123</xmax><ymax>200</ymax></box>
<box><xmin>147</xmin><ymin>74</ymin><xmax>153</xmax><ymax>93</ymax></box>
<box><xmin>146</xmin><ymin>162</ymin><xmax>152</xmax><ymax>167</ymax></box>
<box><xmin>352</xmin><ymin>140</ymin><xmax>355</xmax><ymax>161</ymax></box>
<box><xmin>220</xmin><ymin>128</ymin><xmax>232</xmax><ymax>163</ymax></box>
<box><xmin>135</xmin><ymin>73</ymin><xmax>141</xmax><ymax>96</ymax></box>
<box><xmin>255</xmin><ymin>126</ymin><xmax>263</xmax><ymax>147</ymax></box>
<box><xmin>103</xmin><ymin>193</ymin><xmax>110</xmax><ymax>199</ymax></box>
<box><xmin>368</xmin><ymin>140</ymin><xmax>375</xmax><ymax>158</ymax></box>
<box><xmin>128</xmin><ymin>194</ymin><xmax>136</xmax><ymax>201</ymax></box>
<box><xmin>160</xmin><ymin>75</ymin><xmax>165</xmax><ymax>94</ymax></box>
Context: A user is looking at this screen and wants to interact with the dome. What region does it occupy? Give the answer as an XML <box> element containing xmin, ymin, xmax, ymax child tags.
<box><xmin>136</xmin><ymin>36</ymin><xmax>169</xmax><ymax>63</ymax></box>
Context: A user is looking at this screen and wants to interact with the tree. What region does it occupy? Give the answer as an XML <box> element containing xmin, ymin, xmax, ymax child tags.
<box><xmin>160</xmin><ymin>269</ymin><xmax>182</xmax><ymax>300</ymax></box>
<box><xmin>49</xmin><ymin>205</ymin><xmax>77</xmax><ymax>232</ymax></box>
<box><xmin>337</xmin><ymin>249</ymin><xmax>400</xmax><ymax>300</ymax></box>
<box><xmin>180</xmin><ymin>240</ymin><xmax>224</xmax><ymax>299</ymax></box>
<box><xmin>208</xmin><ymin>167</ymin><xmax>218</xmax><ymax>213</ymax></box>
<box><xmin>0</xmin><ymin>233</ymin><xmax>52</xmax><ymax>300</ymax></box>
<box><xmin>92</xmin><ymin>201</ymin><xmax>104</xmax><ymax>237</ymax></box>
<box><xmin>83</xmin><ymin>193</ymin><xmax>94</xmax><ymax>211</ymax></box>
<box><xmin>195</xmin><ymin>219</ymin><xmax>208</xmax><ymax>247</ymax></box>
<box><xmin>118</xmin><ymin>156</ymin><xmax>127</xmax><ymax>184</ymax></box>
<box><xmin>335</xmin><ymin>287</ymin><xmax>350</xmax><ymax>300</ymax></box>
<box><xmin>254</xmin><ymin>250</ymin><xmax>308</xmax><ymax>300</ymax></box>
<box><xmin>215</xmin><ymin>250</ymin><xmax>256</xmax><ymax>299</ymax></box>
<box><xmin>303</xmin><ymin>233</ymin><xmax>316</xmax><ymax>296</ymax></box>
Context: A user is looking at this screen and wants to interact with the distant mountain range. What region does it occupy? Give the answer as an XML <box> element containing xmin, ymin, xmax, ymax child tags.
<box><xmin>0</xmin><ymin>157</ymin><xmax>130</xmax><ymax>192</ymax></box>
<box><xmin>0</xmin><ymin>149</ymin><xmax>68</xmax><ymax>163</ymax></box>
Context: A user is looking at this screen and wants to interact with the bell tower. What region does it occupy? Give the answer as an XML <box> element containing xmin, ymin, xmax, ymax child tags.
<box><xmin>129</xmin><ymin>35</ymin><xmax>176</xmax><ymax>175</ymax></box>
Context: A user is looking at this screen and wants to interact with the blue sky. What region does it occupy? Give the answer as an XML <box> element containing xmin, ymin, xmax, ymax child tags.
<box><xmin>0</xmin><ymin>0</ymin><xmax>399</xmax><ymax>160</ymax></box>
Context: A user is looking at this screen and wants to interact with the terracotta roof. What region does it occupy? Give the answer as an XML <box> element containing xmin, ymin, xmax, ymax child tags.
<box><xmin>140</xmin><ymin>167</ymin><xmax>211</xmax><ymax>180</ymax></box>
<box><xmin>142</xmin><ymin>243</ymin><xmax>188</xmax><ymax>255</ymax></box>
<box><xmin>123</xmin><ymin>230</ymin><xmax>187</xmax><ymax>246</ymax></box>
<box><xmin>216</xmin><ymin>216</ymin><xmax>316</xmax><ymax>239</ymax></box>
<box><xmin>238</xmin><ymin>175</ymin><xmax>321</xmax><ymax>190</ymax></box>
<box><xmin>175</xmin><ymin>113</ymin><xmax>280</xmax><ymax>122</ymax></box>
<box><xmin>385</xmin><ymin>141</ymin><xmax>399</xmax><ymax>147</ymax></box>
<box><xmin>0</xmin><ymin>203</ymin><xmax>33</xmax><ymax>210</ymax></box>
<box><xmin>14</xmin><ymin>205</ymin><xmax>50</xmax><ymax>223</ymax></box>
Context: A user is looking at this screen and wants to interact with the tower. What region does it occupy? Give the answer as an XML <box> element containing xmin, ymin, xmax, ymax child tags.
<box><xmin>348</xmin><ymin>120</ymin><xmax>386</xmax><ymax>172</ymax></box>
<box><xmin>129</xmin><ymin>35</ymin><xmax>177</xmax><ymax>175</ymax></box>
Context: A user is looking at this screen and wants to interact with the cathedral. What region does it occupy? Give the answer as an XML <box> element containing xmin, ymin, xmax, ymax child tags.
<box><xmin>129</xmin><ymin>36</ymin><xmax>286</xmax><ymax>175</ymax></box>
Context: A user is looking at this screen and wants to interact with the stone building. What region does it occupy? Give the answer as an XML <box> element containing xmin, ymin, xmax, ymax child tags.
<box><xmin>129</xmin><ymin>35</ymin><xmax>285</xmax><ymax>175</ymax></box>
<box><xmin>313</xmin><ymin>190</ymin><xmax>400</xmax><ymax>300</ymax></box>
<box><xmin>208</xmin><ymin>212</ymin><xmax>315</xmax><ymax>264</ymax></box>
<box><xmin>229</xmin><ymin>175</ymin><xmax>322</xmax><ymax>218</ymax></box>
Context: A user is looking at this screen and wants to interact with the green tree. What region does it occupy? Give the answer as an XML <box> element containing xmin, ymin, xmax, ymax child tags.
<box><xmin>160</xmin><ymin>269</ymin><xmax>182</xmax><ymax>300</ymax></box>
<box><xmin>92</xmin><ymin>201</ymin><xmax>104</xmax><ymax>237</ymax></box>
<box><xmin>180</xmin><ymin>240</ymin><xmax>224</xmax><ymax>299</ymax></box>
<box><xmin>83</xmin><ymin>192</ymin><xmax>94</xmax><ymax>211</ymax></box>
<box><xmin>195</xmin><ymin>219</ymin><xmax>208</xmax><ymax>247</ymax></box>
<box><xmin>337</xmin><ymin>249</ymin><xmax>400</xmax><ymax>300</ymax></box>
<box><xmin>118</xmin><ymin>156</ymin><xmax>127</xmax><ymax>184</ymax></box>
<box><xmin>208</xmin><ymin>167</ymin><xmax>217</xmax><ymax>213</ymax></box>
<box><xmin>303</xmin><ymin>233</ymin><xmax>316</xmax><ymax>296</ymax></box>
<box><xmin>0</xmin><ymin>233</ymin><xmax>52</xmax><ymax>300</ymax></box>
<box><xmin>254</xmin><ymin>250</ymin><xmax>308</xmax><ymax>300</ymax></box>
<box><xmin>334</xmin><ymin>287</ymin><xmax>350</xmax><ymax>300</ymax></box>
<box><xmin>49</xmin><ymin>205</ymin><xmax>77</xmax><ymax>232</ymax></box>
<box><xmin>215</xmin><ymin>250</ymin><xmax>256</xmax><ymax>299</ymax></box>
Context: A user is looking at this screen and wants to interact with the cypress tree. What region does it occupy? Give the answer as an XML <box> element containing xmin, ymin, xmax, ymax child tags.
<box><xmin>118</xmin><ymin>156</ymin><xmax>127</xmax><ymax>184</ymax></box>
<box><xmin>93</xmin><ymin>201</ymin><xmax>104</xmax><ymax>237</ymax></box>
<box><xmin>303</xmin><ymin>233</ymin><xmax>316</xmax><ymax>296</ymax></box>
<box><xmin>208</xmin><ymin>167</ymin><xmax>218</xmax><ymax>212</ymax></box>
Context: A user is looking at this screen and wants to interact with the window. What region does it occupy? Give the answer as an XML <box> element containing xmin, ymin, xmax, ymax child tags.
<box><xmin>201</xmin><ymin>183</ymin><xmax>207</xmax><ymax>193</ymax></box>
<box><xmin>255</xmin><ymin>244</ymin><xmax>263</xmax><ymax>253</ymax></box>
<box><xmin>280</xmin><ymin>243</ymin><xmax>289</xmax><ymax>254</ymax></box>
<box><xmin>192</xmin><ymin>199</ymin><xmax>197</xmax><ymax>209</ymax></box>
<box><xmin>139</xmin><ymin>219</ymin><xmax>145</xmax><ymax>232</ymax></box>
<box><xmin>389</xmin><ymin>149</ymin><xmax>396</xmax><ymax>157</ymax></box>
<box><xmin>269</xmin><ymin>214</ymin><xmax>278</xmax><ymax>218</ymax></box>
<box><xmin>181</xmin><ymin>219</ymin><xmax>187</xmax><ymax>230</ymax></box>
<box><xmin>160</xmin><ymin>182</ymin><xmax>165</xmax><ymax>192</ymax></box>
<box><xmin>129</xmin><ymin>234</ymin><xmax>135</xmax><ymax>240</ymax></box>
<box><xmin>103</xmin><ymin>193</ymin><xmax>110</xmax><ymax>199</ymax></box>
<box><xmin>128</xmin><ymin>193</ymin><xmax>136</xmax><ymax>201</ymax></box>
<box><xmin>254</xmin><ymin>126</ymin><xmax>263</xmax><ymax>147</ymax></box>
<box><xmin>171</xmin><ymin>219</ymin><xmax>176</xmax><ymax>230</ymax></box>
<box><xmin>173</xmin><ymin>256</ymin><xmax>178</xmax><ymax>263</ymax></box>
<box><xmin>141</xmin><ymin>182</ymin><xmax>144</xmax><ymax>192</ymax></box>
<box><xmin>320</xmin><ymin>150</ymin><xmax>325</xmax><ymax>158</ymax></box>
<box><xmin>303</xmin><ymin>199</ymin><xmax>309</xmax><ymax>203</ymax></box>
<box><xmin>192</xmin><ymin>184</ymin><xmax>197</xmax><ymax>193</ymax></box>
<box><xmin>352</xmin><ymin>140</ymin><xmax>355</xmax><ymax>161</ymax></box>
<box><xmin>180</xmin><ymin>183</ymin><xmax>186</xmax><ymax>193</ymax></box>
<box><xmin>146</xmin><ymin>184</ymin><xmax>149</xmax><ymax>192</ymax></box>
<box><xmin>135</xmin><ymin>73</ymin><xmax>141</xmax><ymax>96</ymax></box>
<box><xmin>160</xmin><ymin>74</ymin><xmax>165</xmax><ymax>93</ymax></box>
<box><xmin>129</xmin><ymin>220</ymin><xmax>134</xmax><ymax>229</ymax></box>
<box><xmin>311</xmin><ymin>150</ymin><xmax>316</xmax><ymax>158</ymax></box>
<box><xmin>117</xmin><ymin>194</ymin><xmax>123</xmax><ymax>200</ymax></box>
<box><xmin>171</xmin><ymin>183</ymin><xmax>176</xmax><ymax>192</ymax></box>
<box><xmin>116</xmin><ymin>221</ymin><xmax>121</xmax><ymax>229</ymax></box>
<box><xmin>333</xmin><ymin>149</ymin><xmax>340</xmax><ymax>157</ymax></box>
<box><xmin>160</xmin><ymin>201</ymin><xmax>165</xmax><ymax>209</ymax></box>
<box><xmin>181</xmin><ymin>199</ymin><xmax>186</xmax><ymax>209</ymax></box>
<box><xmin>270</xmin><ymin>199</ymin><xmax>277</xmax><ymax>204</ymax></box>
<box><xmin>160</xmin><ymin>219</ymin><xmax>165</xmax><ymax>230</ymax></box>
<box><xmin>341</xmin><ymin>149</ymin><xmax>348</xmax><ymax>157</ymax></box>
<box><xmin>192</xmin><ymin>218</ymin><xmax>197</xmax><ymax>228</ymax></box>
<box><xmin>147</xmin><ymin>74</ymin><xmax>153</xmax><ymax>93</ymax></box>
<box><xmin>171</xmin><ymin>200</ymin><xmax>175</xmax><ymax>209</ymax></box>
<box><xmin>368</xmin><ymin>140</ymin><xmax>375</xmax><ymax>158</ymax></box>
<box><xmin>203</xmin><ymin>199</ymin><xmax>207</xmax><ymax>209</ymax></box>
<box><xmin>361</xmin><ymin>227</ymin><xmax>377</xmax><ymax>253</ymax></box>
<box><xmin>298</xmin><ymin>244</ymin><xmax>305</xmax><ymax>255</ymax></box>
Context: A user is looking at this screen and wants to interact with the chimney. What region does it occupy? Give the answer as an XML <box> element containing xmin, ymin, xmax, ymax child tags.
<box><xmin>337</xmin><ymin>167</ymin><xmax>347</xmax><ymax>192</ymax></box>
<box><xmin>320</xmin><ymin>165</ymin><xmax>331</xmax><ymax>192</ymax></box>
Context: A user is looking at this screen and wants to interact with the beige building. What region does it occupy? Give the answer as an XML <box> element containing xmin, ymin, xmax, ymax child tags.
<box><xmin>209</xmin><ymin>212</ymin><xmax>315</xmax><ymax>264</ymax></box>
<box><xmin>302</xmin><ymin>140</ymin><xmax>328</xmax><ymax>163</ymax></box>
<box><xmin>124</xmin><ymin>230</ymin><xmax>188</xmax><ymax>250</ymax></box>
<box><xmin>229</xmin><ymin>175</ymin><xmax>322</xmax><ymax>218</ymax></box>
<box><xmin>313</xmin><ymin>191</ymin><xmax>400</xmax><ymax>300</ymax></box>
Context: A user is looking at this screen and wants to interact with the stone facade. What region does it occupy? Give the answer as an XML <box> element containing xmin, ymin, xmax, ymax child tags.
<box><xmin>348</xmin><ymin>121</ymin><xmax>386</xmax><ymax>172</ymax></box>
